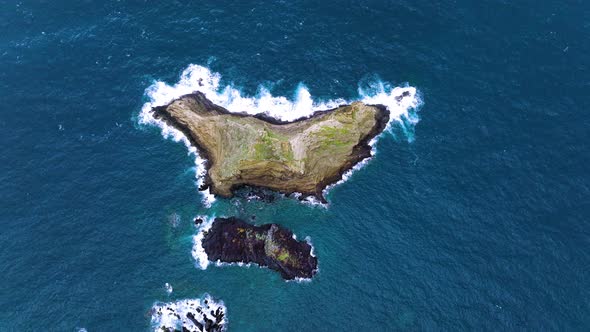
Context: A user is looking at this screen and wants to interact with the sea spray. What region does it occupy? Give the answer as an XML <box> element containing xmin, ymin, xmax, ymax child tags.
<box><xmin>150</xmin><ymin>295</ymin><xmax>227</xmax><ymax>332</ymax></box>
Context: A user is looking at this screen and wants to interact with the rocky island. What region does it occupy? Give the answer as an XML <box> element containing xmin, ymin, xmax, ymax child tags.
<box><xmin>152</xmin><ymin>91</ymin><xmax>390</xmax><ymax>202</ymax></box>
<box><xmin>201</xmin><ymin>217</ymin><xmax>317</xmax><ymax>280</ymax></box>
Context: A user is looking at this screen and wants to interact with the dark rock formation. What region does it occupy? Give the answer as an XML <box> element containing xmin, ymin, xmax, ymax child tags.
<box><xmin>201</xmin><ymin>217</ymin><xmax>317</xmax><ymax>280</ymax></box>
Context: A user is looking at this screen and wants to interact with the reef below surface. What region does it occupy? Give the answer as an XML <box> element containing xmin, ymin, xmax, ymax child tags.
<box><xmin>200</xmin><ymin>217</ymin><xmax>318</xmax><ymax>280</ymax></box>
<box><xmin>152</xmin><ymin>91</ymin><xmax>390</xmax><ymax>202</ymax></box>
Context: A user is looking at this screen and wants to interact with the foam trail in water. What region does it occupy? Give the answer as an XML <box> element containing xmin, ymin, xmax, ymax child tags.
<box><xmin>139</xmin><ymin>65</ymin><xmax>422</xmax><ymax>204</ymax></box>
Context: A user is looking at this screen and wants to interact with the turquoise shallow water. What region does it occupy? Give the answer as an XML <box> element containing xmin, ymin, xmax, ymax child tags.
<box><xmin>1</xmin><ymin>1</ymin><xmax>590</xmax><ymax>331</ymax></box>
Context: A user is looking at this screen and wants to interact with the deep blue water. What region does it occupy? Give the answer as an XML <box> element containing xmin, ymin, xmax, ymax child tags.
<box><xmin>1</xmin><ymin>1</ymin><xmax>590</xmax><ymax>331</ymax></box>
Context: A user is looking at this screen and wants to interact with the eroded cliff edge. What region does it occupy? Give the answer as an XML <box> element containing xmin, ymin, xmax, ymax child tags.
<box><xmin>152</xmin><ymin>91</ymin><xmax>389</xmax><ymax>202</ymax></box>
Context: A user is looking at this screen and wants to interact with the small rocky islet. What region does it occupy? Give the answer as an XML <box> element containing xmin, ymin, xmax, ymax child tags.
<box><xmin>199</xmin><ymin>217</ymin><xmax>318</xmax><ymax>280</ymax></box>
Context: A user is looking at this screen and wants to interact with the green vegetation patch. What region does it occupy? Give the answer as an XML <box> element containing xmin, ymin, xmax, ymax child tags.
<box><xmin>317</xmin><ymin>125</ymin><xmax>353</xmax><ymax>147</ymax></box>
<box><xmin>276</xmin><ymin>250</ymin><xmax>293</xmax><ymax>265</ymax></box>
<box><xmin>252</xmin><ymin>129</ymin><xmax>294</xmax><ymax>162</ymax></box>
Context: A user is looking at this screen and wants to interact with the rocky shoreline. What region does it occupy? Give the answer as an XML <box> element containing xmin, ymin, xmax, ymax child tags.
<box><xmin>200</xmin><ymin>217</ymin><xmax>317</xmax><ymax>280</ymax></box>
<box><xmin>152</xmin><ymin>91</ymin><xmax>390</xmax><ymax>203</ymax></box>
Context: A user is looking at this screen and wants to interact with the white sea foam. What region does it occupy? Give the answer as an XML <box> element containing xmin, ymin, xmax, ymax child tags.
<box><xmin>150</xmin><ymin>295</ymin><xmax>227</xmax><ymax>332</ymax></box>
<box><xmin>191</xmin><ymin>215</ymin><xmax>215</xmax><ymax>270</ymax></box>
<box><xmin>191</xmin><ymin>216</ymin><xmax>258</xmax><ymax>271</ymax></box>
<box><xmin>289</xmin><ymin>276</ymin><xmax>314</xmax><ymax>284</ymax></box>
<box><xmin>139</xmin><ymin>85</ymin><xmax>215</xmax><ymax>207</ymax></box>
<box><xmin>214</xmin><ymin>260</ymin><xmax>254</xmax><ymax>268</ymax></box>
<box><xmin>305</xmin><ymin>236</ymin><xmax>316</xmax><ymax>258</ymax></box>
<box><xmin>139</xmin><ymin>64</ymin><xmax>422</xmax><ymax>205</ymax></box>
<box><xmin>164</xmin><ymin>282</ymin><xmax>173</xmax><ymax>295</ymax></box>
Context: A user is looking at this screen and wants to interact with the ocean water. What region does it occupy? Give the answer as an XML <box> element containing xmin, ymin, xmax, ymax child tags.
<box><xmin>1</xmin><ymin>1</ymin><xmax>589</xmax><ymax>331</ymax></box>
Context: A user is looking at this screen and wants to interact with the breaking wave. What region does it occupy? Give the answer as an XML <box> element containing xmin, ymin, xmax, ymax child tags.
<box><xmin>192</xmin><ymin>215</ymin><xmax>215</xmax><ymax>270</ymax></box>
<box><xmin>139</xmin><ymin>64</ymin><xmax>422</xmax><ymax>205</ymax></box>
<box><xmin>150</xmin><ymin>294</ymin><xmax>227</xmax><ymax>332</ymax></box>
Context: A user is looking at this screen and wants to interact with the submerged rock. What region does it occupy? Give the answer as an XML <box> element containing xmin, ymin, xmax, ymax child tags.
<box><xmin>201</xmin><ymin>217</ymin><xmax>317</xmax><ymax>280</ymax></box>
<box><xmin>152</xmin><ymin>92</ymin><xmax>389</xmax><ymax>202</ymax></box>
<box><xmin>194</xmin><ymin>217</ymin><xmax>204</xmax><ymax>226</ymax></box>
